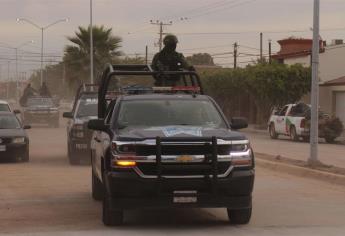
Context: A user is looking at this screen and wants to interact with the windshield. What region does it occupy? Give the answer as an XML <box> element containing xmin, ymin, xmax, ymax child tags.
<box><xmin>0</xmin><ymin>115</ymin><xmax>21</xmax><ymax>129</ymax></box>
<box><xmin>76</xmin><ymin>98</ymin><xmax>98</xmax><ymax>118</ymax></box>
<box><xmin>0</xmin><ymin>104</ymin><xmax>10</xmax><ymax>112</ymax></box>
<box><xmin>27</xmin><ymin>98</ymin><xmax>54</xmax><ymax>107</ymax></box>
<box><xmin>116</xmin><ymin>99</ymin><xmax>226</xmax><ymax>129</ymax></box>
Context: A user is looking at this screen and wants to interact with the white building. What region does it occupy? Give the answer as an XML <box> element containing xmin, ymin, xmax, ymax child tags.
<box><xmin>273</xmin><ymin>38</ymin><xmax>345</xmax><ymax>125</ymax></box>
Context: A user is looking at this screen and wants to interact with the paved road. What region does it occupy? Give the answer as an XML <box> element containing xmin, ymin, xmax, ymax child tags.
<box><xmin>245</xmin><ymin>130</ymin><xmax>345</xmax><ymax>168</ymax></box>
<box><xmin>1</xmin><ymin>126</ymin><xmax>345</xmax><ymax>235</ymax></box>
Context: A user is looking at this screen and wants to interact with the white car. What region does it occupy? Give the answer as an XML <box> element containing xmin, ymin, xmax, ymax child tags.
<box><xmin>0</xmin><ymin>100</ymin><xmax>12</xmax><ymax>112</ymax></box>
<box><xmin>0</xmin><ymin>100</ymin><xmax>21</xmax><ymax>114</ymax></box>
<box><xmin>268</xmin><ymin>103</ymin><xmax>310</xmax><ymax>141</ymax></box>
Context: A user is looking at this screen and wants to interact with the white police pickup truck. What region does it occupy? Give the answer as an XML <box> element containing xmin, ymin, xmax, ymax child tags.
<box><xmin>268</xmin><ymin>103</ymin><xmax>310</xmax><ymax>142</ymax></box>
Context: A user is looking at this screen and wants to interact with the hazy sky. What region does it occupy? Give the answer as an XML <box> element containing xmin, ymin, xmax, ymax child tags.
<box><xmin>1</xmin><ymin>0</ymin><xmax>345</xmax><ymax>78</ymax></box>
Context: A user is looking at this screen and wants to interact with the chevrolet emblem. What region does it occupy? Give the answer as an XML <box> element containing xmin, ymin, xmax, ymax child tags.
<box><xmin>176</xmin><ymin>155</ymin><xmax>194</xmax><ymax>162</ymax></box>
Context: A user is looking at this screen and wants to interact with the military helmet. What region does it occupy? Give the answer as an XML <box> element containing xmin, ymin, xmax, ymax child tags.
<box><xmin>163</xmin><ymin>34</ymin><xmax>178</xmax><ymax>46</ymax></box>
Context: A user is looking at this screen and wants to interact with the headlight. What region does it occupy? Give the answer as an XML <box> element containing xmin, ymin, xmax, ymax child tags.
<box><xmin>72</xmin><ymin>124</ymin><xmax>84</xmax><ymax>138</ymax></box>
<box><xmin>12</xmin><ymin>137</ymin><xmax>26</xmax><ymax>144</ymax></box>
<box><xmin>230</xmin><ymin>141</ymin><xmax>253</xmax><ymax>167</ymax></box>
<box><xmin>73</xmin><ymin>124</ymin><xmax>84</xmax><ymax>130</ymax></box>
<box><xmin>231</xmin><ymin>143</ymin><xmax>249</xmax><ymax>152</ymax></box>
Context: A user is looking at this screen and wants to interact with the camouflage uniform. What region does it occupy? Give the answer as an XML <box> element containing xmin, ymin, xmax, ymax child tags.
<box><xmin>152</xmin><ymin>34</ymin><xmax>193</xmax><ymax>86</ymax></box>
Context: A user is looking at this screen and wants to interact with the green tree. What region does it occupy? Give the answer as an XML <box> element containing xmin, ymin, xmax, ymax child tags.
<box><xmin>201</xmin><ymin>62</ymin><xmax>311</xmax><ymax>124</ymax></box>
<box><xmin>63</xmin><ymin>25</ymin><xmax>122</xmax><ymax>86</ymax></box>
<box><xmin>186</xmin><ymin>53</ymin><xmax>215</xmax><ymax>66</ymax></box>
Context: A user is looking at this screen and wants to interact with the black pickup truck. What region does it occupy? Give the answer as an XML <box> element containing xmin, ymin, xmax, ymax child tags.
<box><xmin>22</xmin><ymin>96</ymin><xmax>59</xmax><ymax>127</ymax></box>
<box><xmin>63</xmin><ymin>84</ymin><xmax>98</xmax><ymax>165</ymax></box>
<box><xmin>88</xmin><ymin>65</ymin><xmax>255</xmax><ymax>226</ymax></box>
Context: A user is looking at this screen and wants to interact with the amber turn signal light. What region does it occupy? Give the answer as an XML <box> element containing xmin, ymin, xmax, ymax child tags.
<box><xmin>115</xmin><ymin>161</ymin><xmax>136</xmax><ymax>167</ymax></box>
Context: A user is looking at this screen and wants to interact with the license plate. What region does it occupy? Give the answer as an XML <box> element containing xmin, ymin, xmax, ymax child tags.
<box><xmin>173</xmin><ymin>191</ymin><xmax>197</xmax><ymax>203</ymax></box>
<box><xmin>0</xmin><ymin>145</ymin><xmax>6</xmax><ymax>152</ymax></box>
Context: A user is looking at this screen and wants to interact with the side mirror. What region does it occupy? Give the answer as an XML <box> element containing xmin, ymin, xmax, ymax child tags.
<box><xmin>13</xmin><ymin>109</ymin><xmax>21</xmax><ymax>114</ymax></box>
<box><xmin>63</xmin><ymin>112</ymin><xmax>73</xmax><ymax>119</ymax></box>
<box><xmin>23</xmin><ymin>125</ymin><xmax>31</xmax><ymax>129</ymax></box>
<box><xmin>88</xmin><ymin>119</ymin><xmax>108</xmax><ymax>132</ymax></box>
<box><xmin>230</xmin><ymin>117</ymin><xmax>248</xmax><ymax>130</ymax></box>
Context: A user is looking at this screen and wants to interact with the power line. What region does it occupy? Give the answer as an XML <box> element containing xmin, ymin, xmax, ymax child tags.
<box><xmin>150</xmin><ymin>20</ymin><xmax>173</xmax><ymax>51</ymax></box>
<box><xmin>124</xmin><ymin>0</ymin><xmax>240</xmax><ymax>35</ymax></box>
<box><xmin>186</xmin><ymin>0</ymin><xmax>257</xmax><ymax>20</ymax></box>
<box><xmin>173</xmin><ymin>27</ymin><xmax>345</xmax><ymax>36</ymax></box>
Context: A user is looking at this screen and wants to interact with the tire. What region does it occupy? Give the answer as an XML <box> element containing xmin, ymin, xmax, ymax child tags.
<box><xmin>290</xmin><ymin>126</ymin><xmax>299</xmax><ymax>141</ymax></box>
<box><xmin>325</xmin><ymin>136</ymin><xmax>336</xmax><ymax>144</ymax></box>
<box><xmin>102</xmin><ymin>195</ymin><xmax>124</xmax><ymax>226</ymax></box>
<box><xmin>23</xmin><ymin>147</ymin><xmax>30</xmax><ymax>162</ymax></box>
<box><xmin>68</xmin><ymin>145</ymin><xmax>80</xmax><ymax>165</ymax></box>
<box><xmin>302</xmin><ymin>136</ymin><xmax>310</xmax><ymax>142</ymax></box>
<box><xmin>227</xmin><ymin>207</ymin><xmax>252</xmax><ymax>225</ymax></box>
<box><xmin>92</xmin><ymin>169</ymin><xmax>104</xmax><ymax>201</ymax></box>
<box><xmin>269</xmin><ymin>123</ymin><xmax>278</xmax><ymax>139</ymax></box>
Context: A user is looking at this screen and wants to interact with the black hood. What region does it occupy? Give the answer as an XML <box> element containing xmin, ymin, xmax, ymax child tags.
<box><xmin>116</xmin><ymin>126</ymin><xmax>246</xmax><ymax>141</ymax></box>
<box><xmin>0</xmin><ymin>128</ymin><xmax>27</xmax><ymax>138</ymax></box>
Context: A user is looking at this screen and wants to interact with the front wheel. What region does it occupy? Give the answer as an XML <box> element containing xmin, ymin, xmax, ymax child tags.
<box><xmin>68</xmin><ymin>145</ymin><xmax>80</xmax><ymax>165</ymax></box>
<box><xmin>227</xmin><ymin>207</ymin><xmax>252</xmax><ymax>224</ymax></box>
<box><xmin>23</xmin><ymin>147</ymin><xmax>30</xmax><ymax>162</ymax></box>
<box><xmin>92</xmin><ymin>170</ymin><xmax>104</xmax><ymax>201</ymax></box>
<box><xmin>269</xmin><ymin>123</ymin><xmax>278</xmax><ymax>139</ymax></box>
<box><xmin>102</xmin><ymin>195</ymin><xmax>124</xmax><ymax>226</ymax></box>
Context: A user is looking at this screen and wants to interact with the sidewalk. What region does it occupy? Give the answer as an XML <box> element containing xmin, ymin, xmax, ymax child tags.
<box><xmin>243</xmin><ymin>124</ymin><xmax>345</xmax><ymax>143</ymax></box>
<box><xmin>242</xmin><ymin>126</ymin><xmax>345</xmax><ymax>169</ymax></box>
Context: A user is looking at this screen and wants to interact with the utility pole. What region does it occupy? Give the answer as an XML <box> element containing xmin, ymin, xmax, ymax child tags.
<box><xmin>233</xmin><ymin>42</ymin><xmax>238</xmax><ymax>69</ymax></box>
<box><xmin>260</xmin><ymin>32</ymin><xmax>263</xmax><ymax>62</ymax></box>
<box><xmin>145</xmin><ymin>45</ymin><xmax>148</xmax><ymax>64</ymax></box>
<box><xmin>268</xmin><ymin>39</ymin><xmax>272</xmax><ymax>64</ymax></box>
<box><xmin>150</xmin><ymin>20</ymin><xmax>173</xmax><ymax>51</ymax></box>
<box><xmin>309</xmin><ymin>0</ymin><xmax>320</xmax><ymax>166</ymax></box>
<box><xmin>7</xmin><ymin>61</ymin><xmax>10</xmax><ymax>99</ymax></box>
<box><xmin>90</xmin><ymin>0</ymin><xmax>94</xmax><ymax>84</ymax></box>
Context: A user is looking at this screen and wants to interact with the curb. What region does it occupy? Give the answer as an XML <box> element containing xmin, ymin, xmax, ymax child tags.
<box><xmin>256</xmin><ymin>157</ymin><xmax>345</xmax><ymax>186</ymax></box>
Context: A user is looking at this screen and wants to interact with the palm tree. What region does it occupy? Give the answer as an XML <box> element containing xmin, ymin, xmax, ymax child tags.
<box><xmin>64</xmin><ymin>25</ymin><xmax>122</xmax><ymax>85</ymax></box>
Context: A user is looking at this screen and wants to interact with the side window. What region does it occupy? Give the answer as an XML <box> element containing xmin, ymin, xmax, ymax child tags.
<box><xmin>279</xmin><ymin>106</ymin><xmax>289</xmax><ymax>116</ymax></box>
<box><xmin>105</xmin><ymin>100</ymin><xmax>116</xmax><ymax>124</ymax></box>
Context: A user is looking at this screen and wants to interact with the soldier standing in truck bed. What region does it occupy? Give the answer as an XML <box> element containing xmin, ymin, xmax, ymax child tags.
<box><xmin>151</xmin><ymin>34</ymin><xmax>194</xmax><ymax>86</ymax></box>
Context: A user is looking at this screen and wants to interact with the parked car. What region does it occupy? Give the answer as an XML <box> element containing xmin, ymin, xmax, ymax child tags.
<box><xmin>0</xmin><ymin>100</ymin><xmax>20</xmax><ymax>114</ymax></box>
<box><xmin>0</xmin><ymin>111</ymin><xmax>30</xmax><ymax>162</ymax></box>
<box><xmin>88</xmin><ymin>65</ymin><xmax>254</xmax><ymax>226</ymax></box>
<box><xmin>63</xmin><ymin>84</ymin><xmax>98</xmax><ymax>165</ymax></box>
<box><xmin>22</xmin><ymin>96</ymin><xmax>59</xmax><ymax>127</ymax></box>
<box><xmin>268</xmin><ymin>103</ymin><xmax>344</xmax><ymax>143</ymax></box>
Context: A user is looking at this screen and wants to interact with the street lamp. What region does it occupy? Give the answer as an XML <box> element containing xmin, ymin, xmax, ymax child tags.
<box><xmin>16</xmin><ymin>17</ymin><xmax>69</xmax><ymax>85</ymax></box>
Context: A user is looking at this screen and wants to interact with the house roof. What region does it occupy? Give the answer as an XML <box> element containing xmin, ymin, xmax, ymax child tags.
<box><xmin>272</xmin><ymin>37</ymin><xmax>325</xmax><ymax>60</ymax></box>
<box><xmin>272</xmin><ymin>50</ymin><xmax>311</xmax><ymax>60</ymax></box>
<box><xmin>321</xmin><ymin>76</ymin><xmax>345</xmax><ymax>87</ymax></box>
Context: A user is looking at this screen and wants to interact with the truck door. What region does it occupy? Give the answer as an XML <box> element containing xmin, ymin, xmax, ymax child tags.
<box><xmin>275</xmin><ymin>105</ymin><xmax>289</xmax><ymax>134</ymax></box>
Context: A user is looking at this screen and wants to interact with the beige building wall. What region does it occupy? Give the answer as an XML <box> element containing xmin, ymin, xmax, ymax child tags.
<box><xmin>319</xmin><ymin>46</ymin><xmax>345</xmax><ymax>83</ymax></box>
<box><xmin>277</xmin><ymin>44</ymin><xmax>345</xmax><ymax>125</ymax></box>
